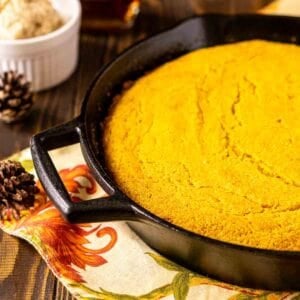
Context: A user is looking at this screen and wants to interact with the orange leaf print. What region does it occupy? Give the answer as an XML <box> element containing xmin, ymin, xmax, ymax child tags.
<box><xmin>15</xmin><ymin>165</ymin><xmax>118</xmax><ymax>283</ymax></box>
<box><xmin>59</xmin><ymin>165</ymin><xmax>97</xmax><ymax>195</ymax></box>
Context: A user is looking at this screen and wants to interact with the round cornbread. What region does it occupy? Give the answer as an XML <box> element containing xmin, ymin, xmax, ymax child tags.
<box><xmin>103</xmin><ymin>40</ymin><xmax>300</xmax><ymax>250</ymax></box>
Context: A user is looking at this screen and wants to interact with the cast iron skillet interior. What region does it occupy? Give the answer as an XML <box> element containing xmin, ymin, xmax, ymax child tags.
<box><xmin>31</xmin><ymin>15</ymin><xmax>300</xmax><ymax>291</ymax></box>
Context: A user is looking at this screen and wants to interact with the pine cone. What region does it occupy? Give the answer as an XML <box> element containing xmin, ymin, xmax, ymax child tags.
<box><xmin>0</xmin><ymin>71</ymin><xmax>34</xmax><ymax>124</ymax></box>
<box><xmin>0</xmin><ymin>160</ymin><xmax>39</xmax><ymax>221</ymax></box>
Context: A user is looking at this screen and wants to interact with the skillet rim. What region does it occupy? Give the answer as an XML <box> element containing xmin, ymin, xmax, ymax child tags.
<box><xmin>79</xmin><ymin>14</ymin><xmax>300</xmax><ymax>258</ymax></box>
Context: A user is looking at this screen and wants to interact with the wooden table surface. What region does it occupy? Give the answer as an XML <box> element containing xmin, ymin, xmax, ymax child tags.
<box><xmin>0</xmin><ymin>1</ymin><xmax>197</xmax><ymax>299</ymax></box>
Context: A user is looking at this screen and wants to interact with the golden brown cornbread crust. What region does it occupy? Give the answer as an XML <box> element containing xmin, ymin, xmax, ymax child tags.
<box><xmin>103</xmin><ymin>40</ymin><xmax>300</xmax><ymax>250</ymax></box>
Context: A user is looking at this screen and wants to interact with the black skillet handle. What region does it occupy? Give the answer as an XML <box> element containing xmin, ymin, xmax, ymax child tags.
<box><xmin>30</xmin><ymin>117</ymin><xmax>136</xmax><ymax>223</ymax></box>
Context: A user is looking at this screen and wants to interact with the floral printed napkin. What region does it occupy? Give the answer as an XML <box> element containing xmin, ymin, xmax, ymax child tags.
<box><xmin>0</xmin><ymin>144</ymin><xmax>299</xmax><ymax>300</ymax></box>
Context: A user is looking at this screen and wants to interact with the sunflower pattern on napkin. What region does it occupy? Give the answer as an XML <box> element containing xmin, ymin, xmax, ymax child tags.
<box><xmin>0</xmin><ymin>146</ymin><xmax>299</xmax><ymax>300</ymax></box>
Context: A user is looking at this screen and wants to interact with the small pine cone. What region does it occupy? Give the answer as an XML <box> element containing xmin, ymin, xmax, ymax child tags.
<box><xmin>0</xmin><ymin>160</ymin><xmax>39</xmax><ymax>221</ymax></box>
<box><xmin>0</xmin><ymin>71</ymin><xmax>34</xmax><ymax>124</ymax></box>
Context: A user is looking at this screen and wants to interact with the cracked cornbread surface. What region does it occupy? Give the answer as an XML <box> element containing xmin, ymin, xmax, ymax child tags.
<box><xmin>103</xmin><ymin>40</ymin><xmax>300</xmax><ymax>250</ymax></box>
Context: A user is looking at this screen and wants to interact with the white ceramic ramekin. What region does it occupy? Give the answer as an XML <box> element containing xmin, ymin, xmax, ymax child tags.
<box><xmin>0</xmin><ymin>0</ymin><xmax>81</xmax><ymax>91</ymax></box>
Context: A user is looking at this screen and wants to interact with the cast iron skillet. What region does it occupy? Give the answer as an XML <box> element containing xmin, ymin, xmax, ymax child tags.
<box><xmin>30</xmin><ymin>15</ymin><xmax>300</xmax><ymax>291</ymax></box>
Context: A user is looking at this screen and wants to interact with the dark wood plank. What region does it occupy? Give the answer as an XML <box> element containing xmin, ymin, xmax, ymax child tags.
<box><xmin>0</xmin><ymin>1</ymin><xmax>195</xmax><ymax>299</ymax></box>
